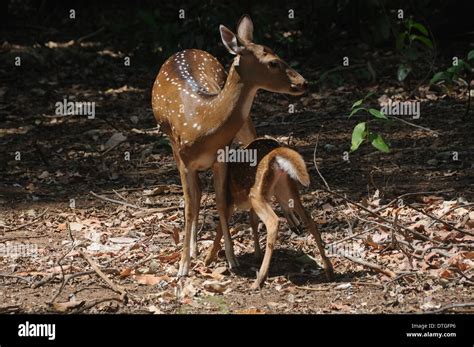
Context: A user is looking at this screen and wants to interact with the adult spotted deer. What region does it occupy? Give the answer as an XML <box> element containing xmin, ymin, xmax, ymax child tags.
<box><xmin>151</xmin><ymin>15</ymin><xmax>307</xmax><ymax>277</ymax></box>
<box><xmin>204</xmin><ymin>138</ymin><xmax>334</xmax><ymax>288</ymax></box>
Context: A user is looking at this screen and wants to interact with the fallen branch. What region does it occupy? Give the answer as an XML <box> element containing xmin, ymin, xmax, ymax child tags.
<box><xmin>336</xmin><ymin>248</ymin><xmax>397</xmax><ymax>278</ymax></box>
<box><xmin>428</xmin><ymin>203</ymin><xmax>474</xmax><ymax>228</ymax></box>
<box><xmin>76</xmin><ymin>27</ymin><xmax>105</xmax><ymax>43</ymax></box>
<box><xmin>72</xmin><ymin>297</ymin><xmax>122</xmax><ymax>314</ymax></box>
<box><xmin>79</xmin><ymin>251</ymin><xmax>127</xmax><ymax>303</ymax></box>
<box><xmin>90</xmin><ymin>191</ymin><xmax>140</xmax><ymax>209</ymax></box>
<box><xmin>295</xmin><ymin>285</ymin><xmax>331</xmax><ymax>291</ymax></box>
<box><xmin>391</xmin><ymin>115</ymin><xmax>440</xmax><ymax>135</ymax></box>
<box><xmin>322</xmin><ymin>187</ymin><xmax>441</xmax><ymax>244</ymax></box>
<box><xmin>4</xmin><ymin>208</ymin><xmax>49</xmax><ymax>232</ymax></box>
<box><xmin>327</xmin><ymin>225</ymin><xmax>378</xmax><ymax>246</ymax></box>
<box><xmin>132</xmin><ymin>206</ymin><xmax>179</xmax><ymax>217</ymax></box>
<box><xmin>312</xmin><ymin>125</ymin><xmax>331</xmax><ymax>191</ymax></box>
<box><xmin>407</xmin><ymin>204</ymin><xmax>474</xmax><ymax>237</ymax></box>
<box><xmin>374</xmin><ymin>190</ymin><xmax>454</xmax><ymax>214</ymax></box>
<box><xmin>50</xmin><ymin>225</ymin><xmax>82</xmax><ymax>301</ymax></box>
<box><xmin>0</xmin><ymin>273</ymin><xmax>32</xmax><ymax>285</ymax></box>
<box><xmin>429</xmin><ymin>302</ymin><xmax>474</xmax><ymax>314</ymax></box>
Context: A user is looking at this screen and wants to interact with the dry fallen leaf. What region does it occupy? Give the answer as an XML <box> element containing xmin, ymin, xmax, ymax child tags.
<box><xmin>69</xmin><ymin>222</ymin><xmax>84</xmax><ymax>232</ymax></box>
<box><xmin>119</xmin><ymin>267</ymin><xmax>133</xmax><ymax>278</ymax></box>
<box><xmin>202</xmin><ymin>280</ymin><xmax>230</xmax><ymax>294</ymax></box>
<box><xmin>50</xmin><ymin>300</ymin><xmax>85</xmax><ymax>312</ymax></box>
<box><xmin>134</xmin><ymin>274</ymin><xmax>169</xmax><ymax>286</ymax></box>
<box><xmin>234</xmin><ymin>308</ymin><xmax>265</xmax><ymax>314</ymax></box>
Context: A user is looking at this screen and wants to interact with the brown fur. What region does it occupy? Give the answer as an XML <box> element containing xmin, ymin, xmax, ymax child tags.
<box><xmin>151</xmin><ymin>16</ymin><xmax>308</xmax><ymax>277</ymax></box>
<box><xmin>205</xmin><ymin>139</ymin><xmax>335</xmax><ymax>288</ymax></box>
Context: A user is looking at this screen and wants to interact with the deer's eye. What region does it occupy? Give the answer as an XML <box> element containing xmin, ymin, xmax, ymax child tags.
<box><xmin>268</xmin><ymin>60</ymin><xmax>279</xmax><ymax>69</ymax></box>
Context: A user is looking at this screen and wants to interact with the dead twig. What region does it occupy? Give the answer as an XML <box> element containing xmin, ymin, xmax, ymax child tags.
<box><xmin>374</xmin><ymin>189</ymin><xmax>454</xmax><ymax>214</ymax></box>
<box><xmin>428</xmin><ymin>203</ymin><xmax>474</xmax><ymax>228</ymax></box>
<box><xmin>0</xmin><ymin>273</ymin><xmax>32</xmax><ymax>285</ymax></box>
<box><xmin>335</xmin><ymin>247</ymin><xmax>397</xmax><ymax>278</ymax></box>
<box><xmin>295</xmin><ymin>285</ymin><xmax>331</xmax><ymax>291</ymax></box>
<box><xmin>391</xmin><ymin>116</ymin><xmax>440</xmax><ymax>135</ymax></box>
<box><xmin>312</xmin><ymin>125</ymin><xmax>331</xmax><ymax>191</ymax></box>
<box><xmin>3</xmin><ymin>208</ymin><xmax>49</xmax><ymax>232</ymax></box>
<box><xmin>321</xmin><ymin>187</ymin><xmax>442</xmax><ymax>245</ymax></box>
<box><xmin>71</xmin><ymin>297</ymin><xmax>122</xmax><ymax>314</ymax></box>
<box><xmin>327</xmin><ymin>225</ymin><xmax>378</xmax><ymax>246</ymax></box>
<box><xmin>90</xmin><ymin>191</ymin><xmax>140</xmax><ymax>209</ymax></box>
<box><xmin>429</xmin><ymin>302</ymin><xmax>474</xmax><ymax>314</ymax></box>
<box><xmin>407</xmin><ymin>204</ymin><xmax>474</xmax><ymax>237</ymax></box>
<box><xmin>79</xmin><ymin>251</ymin><xmax>127</xmax><ymax>303</ymax></box>
<box><xmin>76</xmin><ymin>27</ymin><xmax>104</xmax><ymax>43</ymax></box>
<box><xmin>50</xmin><ymin>223</ymin><xmax>81</xmax><ymax>302</ymax></box>
<box><xmin>132</xmin><ymin>206</ymin><xmax>179</xmax><ymax>217</ymax></box>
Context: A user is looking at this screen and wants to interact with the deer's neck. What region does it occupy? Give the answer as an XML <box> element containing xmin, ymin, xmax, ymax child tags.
<box><xmin>181</xmin><ymin>60</ymin><xmax>257</xmax><ymax>168</ymax></box>
<box><xmin>207</xmin><ymin>61</ymin><xmax>257</xmax><ymax>142</ymax></box>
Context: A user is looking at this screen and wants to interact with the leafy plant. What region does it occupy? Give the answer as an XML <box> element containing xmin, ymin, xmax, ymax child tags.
<box><xmin>395</xmin><ymin>18</ymin><xmax>434</xmax><ymax>82</ymax></box>
<box><xmin>430</xmin><ymin>50</ymin><xmax>474</xmax><ymax>90</ymax></box>
<box><xmin>348</xmin><ymin>92</ymin><xmax>390</xmax><ymax>153</ymax></box>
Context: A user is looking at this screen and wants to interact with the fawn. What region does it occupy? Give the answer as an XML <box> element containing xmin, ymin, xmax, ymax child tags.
<box><xmin>204</xmin><ymin>138</ymin><xmax>335</xmax><ymax>288</ymax></box>
<box><xmin>151</xmin><ymin>15</ymin><xmax>308</xmax><ymax>277</ymax></box>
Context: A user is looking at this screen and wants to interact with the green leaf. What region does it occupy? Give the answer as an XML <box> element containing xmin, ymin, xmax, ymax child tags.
<box><xmin>351</xmin><ymin>99</ymin><xmax>363</xmax><ymax>109</ymax></box>
<box><xmin>411</xmin><ymin>35</ymin><xmax>433</xmax><ymax>48</ymax></box>
<box><xmin>349</xmin><ymin>107</ymin><xmax>365</xmax><ymax>118</ymax></box>
<box><xmin>468</xmin><ymin>50</ymin><xmax>474</xmax><ymax>61</ymax></box>
<box><xmin>350</xmin><ymin>122</ymin><xmax>366</xmax><ymax>152</ymax></box>
<box><xmin>395</xmin><ymin>32</ymin><xmax>406</xmax><ymax>51</ymax></box>
<box><xmin>430</xmin><ymin>71</ymin><xmax>451</xmax><ymax>85</ymax></box>
<box><xmin>369</xmin><ymin>108</ymin><xmax>388</xmax><ymax>120</ymax></box>
<box><xmin>411</xmin><ymin>22</ymin><xmax>429</xmax><ymax>36</ymax></box>
<box><xmin>364</xmin><ymin>91</ymin><xmax>374</xmax><ymax>99</ymax></box>
<box><xmin>370</xmin><ymin>133</ymin><xmax>390</xmax><ymax>153</ymax></box>
<box><xmin>397</xmin><ymin>64</ymin><xmax>411</xmax><ymax>82</ymax></box>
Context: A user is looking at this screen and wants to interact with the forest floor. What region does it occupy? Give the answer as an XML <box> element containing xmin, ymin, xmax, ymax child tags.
<box><xmin>1</xmin><ymin>13</ymin><xmax>473</xmax><ymax>314</ymax></box>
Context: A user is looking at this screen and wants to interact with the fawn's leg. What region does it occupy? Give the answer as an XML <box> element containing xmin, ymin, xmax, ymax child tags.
<box><xmin>250</xmin><ymin>193</ymin><xmax>279</xmax><ymax>289</ymax></box>
<box><xmin>204</xmin><ymin>205</ymin><xmax>231</xmax><ymax>266</ymax></box>
<box><xmin>212</xmin><ymin>162</ymin><xmax>239</xmax><ymax>269</ymax></box>
<box><xmin>293</xmin><ymin>197</ymin><xmax>335</xmax><ymax>281</ymax></box>
<box><xmin>249</xmin><ymin>209</ymin><xmax>262</xmax><ymax>259</ymax></box>
<box><xmin>275</xmin><ymin>177</ymin><xmax>304</xmax><ymax>235</ymax></box>
<box><xmin>177</xmin><ymin>160</ymin><xmax>201</xmax><ymax>277</ymax></box>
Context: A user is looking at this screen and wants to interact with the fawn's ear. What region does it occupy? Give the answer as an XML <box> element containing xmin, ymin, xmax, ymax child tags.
<box><xmin>237</xmin><ymin>14</ymin><xmax>253</xmax><ymax>42</ymax></box>
<box><xmin>220</xmin><ymin>25</ymin><xmax>244</xmax><ymax>55</ymax></box>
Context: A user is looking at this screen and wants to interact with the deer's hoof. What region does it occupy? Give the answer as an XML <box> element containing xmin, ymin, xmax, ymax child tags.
<box><xmin>250</xmin><ymin>280</ymin><xmax>263</xmax><ymax>290</ymax></box>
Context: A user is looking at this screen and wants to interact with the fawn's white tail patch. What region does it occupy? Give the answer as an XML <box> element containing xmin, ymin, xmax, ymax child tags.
<box><xmin>275</xmin><ymin>156</ymin><xmax>300</xmax><ymax>182</ymax></box>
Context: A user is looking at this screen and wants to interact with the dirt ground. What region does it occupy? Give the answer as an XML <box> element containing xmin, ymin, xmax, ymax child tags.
<box><xmin>1</xmin><ymin>11</ymin><xmax>473</xmax><ymax>314</ymax></box>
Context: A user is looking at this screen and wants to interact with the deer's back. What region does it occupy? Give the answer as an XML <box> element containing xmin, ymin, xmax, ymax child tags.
<box><xmin>151</xmin><ymin>49</ymin><xmax>227</xmax><ymax>134</ymax></box>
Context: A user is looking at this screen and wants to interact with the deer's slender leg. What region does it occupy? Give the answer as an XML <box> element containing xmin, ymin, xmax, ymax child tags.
<box><xmin>204</xmin><ymin>205</ymin><xmax>231</xmax><ymax>266</ymax></box>
<box><xmin>250</xmin><ymin>193</ymin><xmax>279</xmax><ymax>288</ymax></box>
<box><xmin>249</xmin><ymin>209</ymin><xmax>262</xmax><ymax>259</ymax></box>
<box><xmin>177</xmin><ymin>160</ymin><xmax>202</xmax><ymax>277</ymax></box>
<box><xmin>212</xmin><ymin>161</ymin><xmax>239</xmax><ymax>269</ymax></box>
<box><xmin>275</xmin><ymin>177</ymin><xmax>304</xmax><ymax>234</ymax></box>
<box><xmin>292</xmin><ymin>197</ymin><xmax>335</xmax><ymax>281</ymax></box>
<box><xmin>189</xmin><ymin>174</ymin><xmax>202</xmax><ymax>259</ymax></box>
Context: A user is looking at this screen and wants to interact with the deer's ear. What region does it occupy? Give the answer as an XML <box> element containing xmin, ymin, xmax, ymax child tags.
<box><xmin>237</xmin><ymin>15</ymin><xmax>253</xmax><ymax>42</ymax></box>
<box><xmin>220</xmin><ymin>25</ymin><xmax>244</xmax><ymax>55</ymax></box>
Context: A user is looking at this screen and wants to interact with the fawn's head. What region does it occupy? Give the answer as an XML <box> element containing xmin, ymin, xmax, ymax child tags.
<box><xmin>220</xmin><ymin>15</ymin><xmax>307</xmax><ymax>95</ymax></box>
